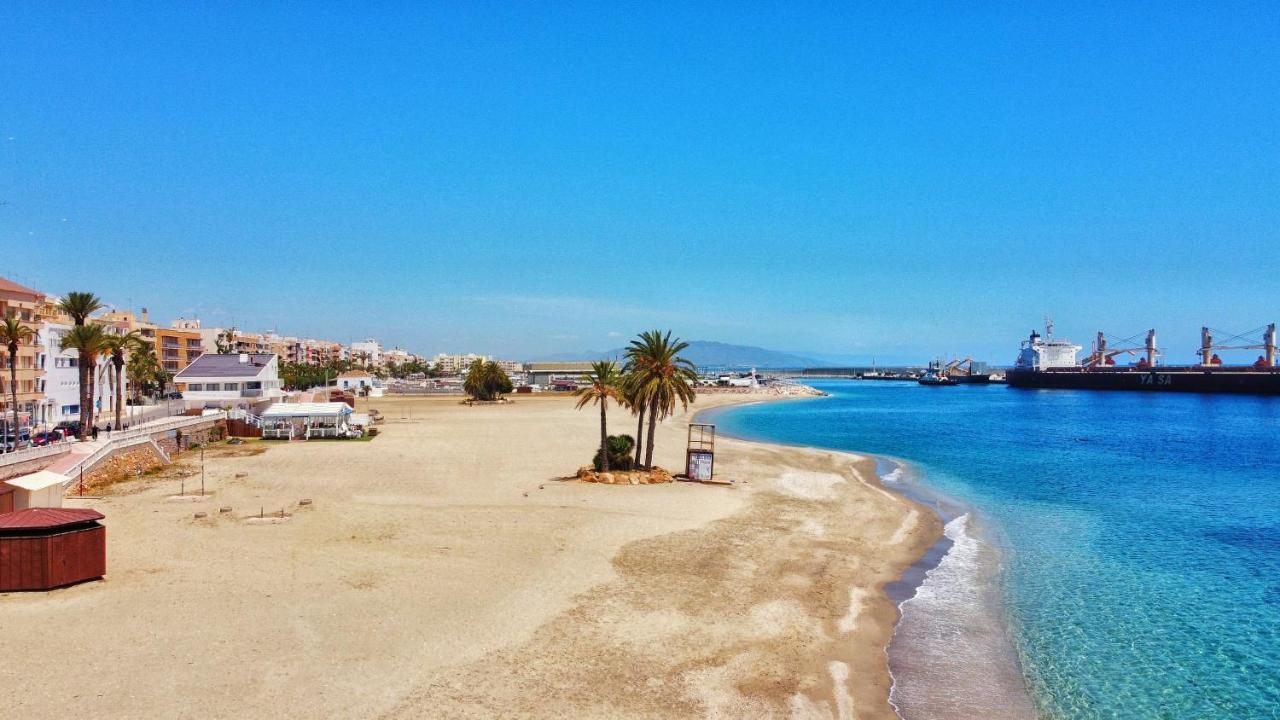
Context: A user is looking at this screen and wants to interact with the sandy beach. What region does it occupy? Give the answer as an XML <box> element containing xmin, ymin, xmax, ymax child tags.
<box><xmin>0</xmin><ymin>393</ymin><xmax>939</xmax><ymax>719</ymax></box>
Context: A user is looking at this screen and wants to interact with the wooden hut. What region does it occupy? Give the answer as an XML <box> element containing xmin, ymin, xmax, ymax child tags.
<box><xmin>0</xmin><ymin>508</ymin><xmax>106</xmax><ymax>592</ymax></box>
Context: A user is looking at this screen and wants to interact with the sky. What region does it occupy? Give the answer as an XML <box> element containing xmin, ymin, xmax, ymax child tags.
<box><xmin>2</xmin><ymin>3</ymin><xmax>1278</xmax><ymax>364</ymax></box>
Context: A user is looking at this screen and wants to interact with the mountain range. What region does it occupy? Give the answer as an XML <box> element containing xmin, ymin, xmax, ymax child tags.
<box><xmin>534</xmin><ymin>340</ymin><xmax>859</xmax><ymax>369</ymax></box>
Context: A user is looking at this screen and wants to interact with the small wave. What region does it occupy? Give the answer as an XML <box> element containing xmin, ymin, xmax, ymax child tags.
<box><xmin>888</xmin><ymin>513</ymin><xmax>1035</xmax><ymax>719</ymax></box>
<box><xmin>881</xmin><ymin>467</ymin><xmax>904</xmax><ymax>483</ymax></box>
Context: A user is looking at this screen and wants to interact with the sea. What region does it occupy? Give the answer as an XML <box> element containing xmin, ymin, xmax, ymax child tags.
<box><xmin>699</xmin><ymin>379</ymin><xmax>1280</xmax><ymax>719</ymax></box>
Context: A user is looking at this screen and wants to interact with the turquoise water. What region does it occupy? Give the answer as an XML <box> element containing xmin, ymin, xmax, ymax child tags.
<box><xmin>702</xmin><ymin>380</ymin><xmax>1280</xmax><ymax>719</ymax></box>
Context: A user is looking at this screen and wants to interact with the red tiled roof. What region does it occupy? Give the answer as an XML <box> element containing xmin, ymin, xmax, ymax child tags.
<box><xmin>0</xmin><ymin>276</ymin><xmax>42</xmax><ymax>299</ymax></box>
<box><xmin>0</xmin><ymin>508</ymin><xmax>105</xmax><ymax>530</ymax></box>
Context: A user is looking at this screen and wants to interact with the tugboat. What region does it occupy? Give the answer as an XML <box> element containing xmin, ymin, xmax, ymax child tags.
<box><xmin>918</xmin><ymin>360</ymin><xmax>958</xmax><ymax>386</ymax></box>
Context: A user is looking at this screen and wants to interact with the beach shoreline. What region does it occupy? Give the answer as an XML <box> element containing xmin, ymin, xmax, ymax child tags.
<box><xmin>699</xmin><ymin>402</ymin><xmax>1037</xmax><ymax>720</ymax></box>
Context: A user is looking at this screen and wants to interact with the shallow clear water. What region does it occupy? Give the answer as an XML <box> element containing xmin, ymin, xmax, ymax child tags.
<box><xmin>702</xmin><ymin>380</ymin><xmax>1280</xmax><ymax>719</ymax></box>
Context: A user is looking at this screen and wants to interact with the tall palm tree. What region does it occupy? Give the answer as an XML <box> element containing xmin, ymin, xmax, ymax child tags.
<box><xmin>620</xmin><ymin>371</ymin><xmax>650</xmax><ymax>469</ymax></box>
<box><xmin>57</xmin><ymin>292</ymin><xmax>104</xmax><ymax>439</ymax></box>
<box><xmin>1</xmin><ymin>316</ymin><xmax>37</xmax><ymax>450</ymax></box>
<box><xmin>100</xmin><ymin>330</ymin><xmax>145</xmax><ymax>430</ymax></box>
<box><xmin>60</xmin><ymin>324</ymin><xmax>107</xmax><ymax>439</ymax></box>
<box><xmin>573</xmin><ymin>360</ymin><xmax>623</xmax><ymax>472</ymax></box>
<box><xmin>625</xmin><ymin>330</ymin><xmax>698</xmax><ymax>470</ymax></box>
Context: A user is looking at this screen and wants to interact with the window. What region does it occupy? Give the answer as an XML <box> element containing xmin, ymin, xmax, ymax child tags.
<box><xmin>61</xmin><ymin>404</ymin><xmax>79</xmax><ymax>415</ymax></box>
<box><xmin>187</xmin><ymin>384</ymin><xmax>204</xmax><ymax>391</ymax></box>
<box><xmin>204</xmin><ymin>383</ymin><xmax>220</xmax><ymax>391</ymax></box>
<box><xmin>245</xmin><ymin>381</ymin><xmax>262</xmax><ymax>390</ymax></box>
<box><xmin>224</xmin><ymin>382</ymin><xmax>239</xmax><ymax>390</ymax></box>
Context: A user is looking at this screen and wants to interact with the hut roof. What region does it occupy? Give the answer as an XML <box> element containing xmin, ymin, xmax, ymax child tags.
<box><xmin>0</xmin><ymin>508</ymin><xmax>104</xmax><ymax>531</ymax></box>
<box><xmin>5</xmin><ymin>470</ymin><xmax>69</xmax><ymax>492</ymax></box>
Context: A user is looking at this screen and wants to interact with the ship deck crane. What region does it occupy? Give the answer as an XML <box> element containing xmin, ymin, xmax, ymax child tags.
<box><xmin>1083</xmin><ymin>330</ymin><xmax>1159</xmax><ymax>368</ymax></box>
<box><xmin>1199</xmin><ymin>324</ymin><xmax>1277</xmax><ymax>367</ymax></box>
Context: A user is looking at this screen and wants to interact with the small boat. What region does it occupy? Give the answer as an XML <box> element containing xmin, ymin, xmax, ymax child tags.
<box><xmin>918</xmin><ymin>361</ymin><xmax>958</xmax><ymax>386</ymax></box>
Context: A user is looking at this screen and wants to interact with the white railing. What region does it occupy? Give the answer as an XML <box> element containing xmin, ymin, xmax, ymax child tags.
<box><xmin>0</xmin><ymin>442</ymin><xmax>72</xmax><ymax>468</ymax></box>
<box><xmin>60</xmin><ymin>435</ymin><xmax>170</xmax><ymax>487</ymax></box>
<box><xmin>109</xmin><ymin>412</ymin><xmax>226</xmax><ymax>441</ymax></box>
<box><xmin>227</xmin><ymin>409</ymin><xmax>263</xmax><ymax>427</ymax></box>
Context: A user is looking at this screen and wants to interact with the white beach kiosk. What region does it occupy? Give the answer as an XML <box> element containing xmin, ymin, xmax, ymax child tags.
<box><xmin>260</xmin><ymin>402</ymin><xmax>359</xmax><ymax>440</ymax></box>
<box><xmin>4</xmin><ymin>470</ymin><xmax>69</xmax><ymax>510</ymax></box>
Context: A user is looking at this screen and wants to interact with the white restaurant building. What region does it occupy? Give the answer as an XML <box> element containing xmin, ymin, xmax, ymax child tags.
<box><xmin>174</xmin><ymin>353</ymin><xmax>285</xmax><ymax>409</ymax></box>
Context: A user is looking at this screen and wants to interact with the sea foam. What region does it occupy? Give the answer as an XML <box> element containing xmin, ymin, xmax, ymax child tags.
<box><xmin>888</xmin><ymin>513</ymin><xmax>1035</xmax><ymax>719</ymax></box>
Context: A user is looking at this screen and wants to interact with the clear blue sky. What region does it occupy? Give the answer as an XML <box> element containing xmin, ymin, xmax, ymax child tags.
<box><xmin>3</xmin><ymin>3</ymin><xmax>1278</xmax><ymax>363</ymax></box>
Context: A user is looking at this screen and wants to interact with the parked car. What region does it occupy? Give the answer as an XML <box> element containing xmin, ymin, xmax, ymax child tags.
<box><xmin>30</xmin><ymin>430</ymin><xmax>64</xmax><ymax>446</ymax></box>
<box><xmin>165</xmin><ymin>392</ymin><xmax>184</xmax><ymax>400</ymax></box>
<box><xmin>55</xmin><ymin>420</ymin><xmax>83</xmax><ymax>436</ymax></box>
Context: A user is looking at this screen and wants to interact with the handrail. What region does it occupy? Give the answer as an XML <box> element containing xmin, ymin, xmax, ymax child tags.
<box><xmin>0</xmin><ymin>442</ymin><xmax>72</xmax><ymax>467</ymax></box>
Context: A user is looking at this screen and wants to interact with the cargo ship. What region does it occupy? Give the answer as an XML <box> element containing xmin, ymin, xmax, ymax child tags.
<box><xmin>1006</xmin><ymin>322</ymin><xmax>1280</xmax><ymax>395</ymax></box>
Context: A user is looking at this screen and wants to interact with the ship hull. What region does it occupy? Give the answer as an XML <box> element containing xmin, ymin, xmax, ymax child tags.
<box><xmin>1006</xmin><ymin>368</ymin><xmax>1280</xmax><ymax>395</ymax></box>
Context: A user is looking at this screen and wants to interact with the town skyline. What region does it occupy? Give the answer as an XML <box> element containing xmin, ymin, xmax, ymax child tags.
<box><xmin>4</xmin><ymin>4</ymin><xmax>1278</xmax><ymax>362</ymax></box>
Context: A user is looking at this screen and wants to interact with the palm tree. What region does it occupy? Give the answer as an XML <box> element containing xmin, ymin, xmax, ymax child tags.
<box><xmin>57</xmin><ymin>292</ymin><xmax>104</xmax><ymax>439</ymax></box>
<box><xmin>573</xmin><ymin>360</ymin><xmax>623</xmax><ymax>472</ymax></box>
<box><xmin>620</xmin><ymin>371</ymin><xmax>650</xmax><ymax>470</ymax></box>
<box><xmin>464</xmin><ymin>359</ymin><xmax>513</xmax><ymax>401</ymax></box>
<box><xmin>624</xmin><ymin>330</ymin><xmax>698</xmax><ymax>470</ymax></box>
<box><xmin>60</xmin><ymin>324</ymin><xmax>107</xmax><ymax>439</ymax></box>
<box><xmin>127</xmin><ymin>343</ymin><xmax>160</xmax><ymax>403</ymax></box>
<box><xmin>1</xmin><ymin>316</ymin><xmax>37</xmax><ymax>449</ymax></box>
<box><xmin>100</xmin><ymin>330</ymin><xmax>145</xmax><ymax>430</ymax></box>
<box><xmin>57</xmin><ymin>292</ymin><xmax>104</xmax><ymax>327</ymax></box>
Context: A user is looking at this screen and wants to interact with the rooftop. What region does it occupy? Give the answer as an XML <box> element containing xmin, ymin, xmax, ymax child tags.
<box><xmin>0</xmin><ymin>507</ymin><xmax>104</xmax><ymax>531</ymax></box>
<box><xmin>175</xmin><ymin>353</ymin><xmax>275</xmax><ymax>379</ymax></box>
<box><xmin>262</xmin><ymin>402</ymin><xmax>354</xmax><ymax>418</ymax></box>
<box><xmin>5</xmin><ymin>470</ymin><xmax>69</xmax><ymax>492</ymax></box>
<box><xmin>0</xmin><ymin>276</ymin><xmax>42</xmax><ymax>300</ymax></box>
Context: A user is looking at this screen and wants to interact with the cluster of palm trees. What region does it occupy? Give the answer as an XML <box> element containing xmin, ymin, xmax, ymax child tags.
<box><xmin>464</xmin><ymin>359</ymin><xmax>514</xmax><ymax>401</ymax></box>
<box><xmin>573</xmin><ymin>330</ymin><xmax>699</xmax><ymax>473</ymax></box>
<box><xmin>0</xmin><ymin>291</ymin><xmax>170</xmax><ymax>447</ymax></box>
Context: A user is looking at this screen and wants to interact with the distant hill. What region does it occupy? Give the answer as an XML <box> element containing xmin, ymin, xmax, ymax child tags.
<box><xmin>534</xmin><ymin>340</ymin><xmax>838</xmax><ymax>369</ymax></box>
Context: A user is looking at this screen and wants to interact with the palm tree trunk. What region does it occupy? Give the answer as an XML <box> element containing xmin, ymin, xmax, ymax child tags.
<box><xmin>644</xmin><ymin>395</ymin><xmax>659</xmax><ymax>470</ymax></box>
<box><xmin>114</xmin><ymin>359</ymin><xmax>124</xmax><ymax>430</ymax></box>
<box><xmin>78</xmin><ymin>360</ymin><xmax>89</xmax><ymax>440</ymax></box>
<box><xmin>634</xmin><ymin>404</ymin><xmax>645</xmax><ymax>469</ymax></box>
<box><xmin>9</xmin><ymin>353</ymin><xmax>18</xmax><ymax>450</ymax></box>
<box><xmin>599</xmin><ymin>401</ymin><xmax>609</xmax><ymax>472</ymax></box>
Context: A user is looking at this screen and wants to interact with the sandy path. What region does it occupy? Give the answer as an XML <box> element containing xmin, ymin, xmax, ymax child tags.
<box><xmin>0</xmin><ymin>393</ymin><xmax>937</xmax><ymax>719</ymax></box>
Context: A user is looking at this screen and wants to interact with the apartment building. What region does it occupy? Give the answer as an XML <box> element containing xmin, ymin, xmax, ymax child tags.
<box><xmin>0</xmin><ymin>278</ymin><xmax>45</xmax><ymax>428</ymax></box>
<box><xmin>155</xmin><ymin>326</ymin><xmax>204</xmax><ymax>374</ymax></box>
<box><xmin>98</xmin><ymin>308</ymin><xmax>203</xmax><ymax>374</ymax></box>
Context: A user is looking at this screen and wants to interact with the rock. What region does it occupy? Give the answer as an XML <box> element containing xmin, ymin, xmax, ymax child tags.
<box><xmin>598</xmin><ymin>472</ymin><xmax>615</xmax><ymax>485</ymax></box>
<box><xmin>629</xmin><ymin>474</ymin><xmax>639</xmax><ymax>485</ymax></box>
<box><xmin>193</xmin><ymin>512</ymin><xmax>207</xmax><ymax>519</ymax></box>
<box><xmin>219</xmin><ymin>506</ymin><xmax>233</xmax><ymax>513</ymax></box>
<box><xmin>650</xmin><ymin>467</ymin><xmax>674</xmax><ymax>484</ymax></box>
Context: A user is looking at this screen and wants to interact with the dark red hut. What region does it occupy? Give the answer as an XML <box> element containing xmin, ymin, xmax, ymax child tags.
<box><xmin>0</xmin><ymin>508</ymin><xmax>106</xmax><ymax>592</ymax></box>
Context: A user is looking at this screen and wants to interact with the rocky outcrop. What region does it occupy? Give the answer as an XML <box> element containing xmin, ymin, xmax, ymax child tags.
<box><xmin>577</xmin><ymin>466</ymin><xmax>676</xmax><ymax>485</ymax></box>
<box><xmin>81</xmin><ymin>444</ymin><xmax>167</xmax><ymax>490</ymax></box>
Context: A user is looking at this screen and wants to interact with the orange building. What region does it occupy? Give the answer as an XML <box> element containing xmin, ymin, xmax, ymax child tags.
<box><xmin>155</xmin><ymin>327</ymin><xmax>204</xmax><ymax>374</ymax></box>
<box><xmin>0</xmin><ymin>277</ymin><xmax>46</xmax><ymax>428</ymax></box>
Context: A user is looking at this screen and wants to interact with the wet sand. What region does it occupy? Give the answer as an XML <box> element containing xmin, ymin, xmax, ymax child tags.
<box><xmin>0</xmin><ymin>393</ymin><xmax>938</xmax><ymax>719</ymax></box>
